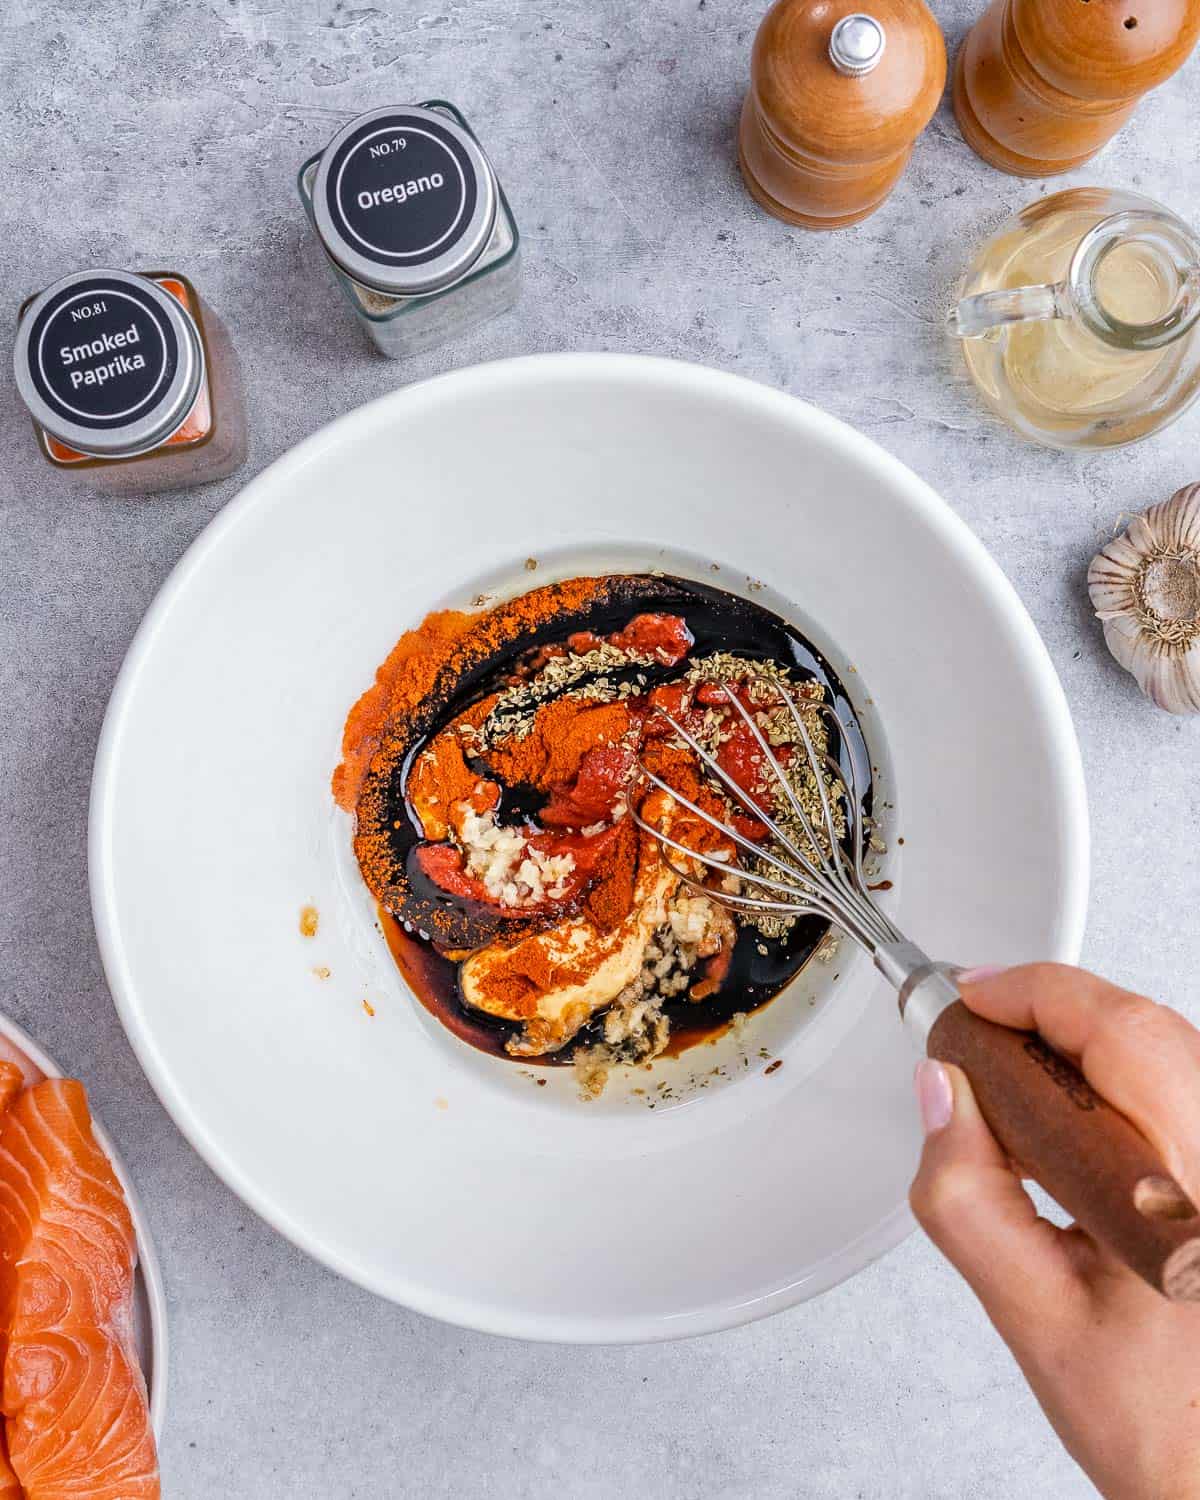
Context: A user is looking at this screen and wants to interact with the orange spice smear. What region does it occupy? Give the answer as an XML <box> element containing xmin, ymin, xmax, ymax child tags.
<box><xmin>582</xmin><ymin>816</ymin><xmax>639</xmax><ymax>931</ymax></box>
<box><xmin>406</xmin><ymin>712</ymin><xmax>499</xmax><ymax>841</ymax></box>
<box><xmin>485</xmin><ymin>699</ymin><xmax>631</xmax><ymax>790</ymax></box>
<box><xmin>333</xmin><ymin>578</ymin><xmax>610</xmax><ymax>814</ymax></box>
<box><xmin>333</xmin><ymin>609</ymin><xmax>472</xmax><ymax>813</ymax></box>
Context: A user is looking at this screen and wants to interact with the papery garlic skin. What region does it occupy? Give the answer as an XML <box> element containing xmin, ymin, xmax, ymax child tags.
<box><xmin>1088</xmin><ymin>483</ymin><xmax>1200</xmax><ymax>715</ymax></box>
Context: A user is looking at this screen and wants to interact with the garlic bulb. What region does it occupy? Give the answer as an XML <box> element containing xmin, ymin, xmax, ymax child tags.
<box><xmin>1088</xmin><ymin>483</ymin><xmax>1200</xmax><ymax>714</ymax></box>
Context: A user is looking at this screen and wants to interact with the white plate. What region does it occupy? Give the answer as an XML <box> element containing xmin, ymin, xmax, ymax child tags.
<box><xmin>90</xmin><ymin>354</ymin><xmax>1087</xmax><ymax>1343</ymax></box>
<box><xmin>0</xmin><ymin>1014</ymin><xmax>168</xmax><ymax>1434</ymax></box>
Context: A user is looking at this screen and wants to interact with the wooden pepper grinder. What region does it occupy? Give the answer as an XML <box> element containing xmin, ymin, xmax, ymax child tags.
<box><xmin>955</xmin><ymin>0</ymin><xmax>1200</xmax><ymax>177</ymax></box>
<box><xmin>738</xmin><ymin>0</ymin><xmax>946</xmax><ymax>230</ymax></box>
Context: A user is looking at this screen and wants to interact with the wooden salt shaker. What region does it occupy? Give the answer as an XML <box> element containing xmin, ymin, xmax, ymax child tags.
<box><xmin>738</xmin><ymin>0</ymin><xmax>946</xmax><ymax>230</ymax></box>
<box><xmin>955</xmin><ymin>0</ymin><xmax>1200</xmax><ymax>177</ymax></box>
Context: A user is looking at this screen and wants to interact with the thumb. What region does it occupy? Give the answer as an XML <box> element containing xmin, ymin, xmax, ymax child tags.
<box><xmin>909</xmin><ymin>1060</ymin><xmax>1084</xmax><ymax>1347</ymax></box>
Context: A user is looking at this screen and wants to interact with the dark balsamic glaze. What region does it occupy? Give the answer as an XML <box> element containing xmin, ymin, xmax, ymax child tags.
<box><xmin>378</xmin><ymin>574</ymin><xmax>871</xmax><ymax>1065</ymax></box>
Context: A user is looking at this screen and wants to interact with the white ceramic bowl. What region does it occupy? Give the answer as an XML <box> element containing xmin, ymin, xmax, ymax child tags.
<box><xmin>0</xmin><ymin>1014</ymin><xmax>168</xmax><ymax>1433</ymax></box>
<box><xmin>90</xmin><ymin>354</ymin><xmax>1087</xmax><ymax>1342</ymax></box>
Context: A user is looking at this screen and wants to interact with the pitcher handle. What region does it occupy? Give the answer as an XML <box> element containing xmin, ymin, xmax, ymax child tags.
<box><xmin>948</xmin><ymin>282</ymin><xmax>1069</xmax><ymax>339</ymax></box>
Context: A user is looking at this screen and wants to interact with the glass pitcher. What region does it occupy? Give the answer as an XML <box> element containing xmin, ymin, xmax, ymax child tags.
<box><xmin>949</xmin><ymin>189</ymin><xmax>1200</xmax><ymax>450</ymax></box>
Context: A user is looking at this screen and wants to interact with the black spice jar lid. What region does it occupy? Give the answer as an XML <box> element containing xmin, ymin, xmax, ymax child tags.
<box><xmin>13</xmin><ymin>269</ymin><xmax>203</xmax><ymax>458</ymax></box>
<box><xmin>311</xmin><ymin>104</ymin><xmax>497</xmax><ymax>297</ymax></box>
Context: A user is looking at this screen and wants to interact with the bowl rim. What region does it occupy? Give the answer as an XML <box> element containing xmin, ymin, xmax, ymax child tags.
<box><xmin>88</xmin><ymin>352</ymin><xmax>1089</xmax><ymax>1342</ymax></box>
<box><xmin>0</xmin><ymin>1010</ymin><xmax>170</xmax><ymax>1430</ymax></box>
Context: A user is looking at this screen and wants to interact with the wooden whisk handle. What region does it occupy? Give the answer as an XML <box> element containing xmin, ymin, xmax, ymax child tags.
<box><xmin>927</xmin><ymin>1001</ymin><xmax>1200</xmax><ymax>1301</ymax></box>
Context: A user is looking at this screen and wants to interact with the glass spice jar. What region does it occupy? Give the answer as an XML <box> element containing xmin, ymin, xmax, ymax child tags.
<box><xmin>13</xmin><ymin>268</ymin><xmax>247</xmax><ymax>496</ymax></box>
<box><xmin>298</xmin><ymin>101</ymin><xmax>521</xmax><ymax>358</ymax></box>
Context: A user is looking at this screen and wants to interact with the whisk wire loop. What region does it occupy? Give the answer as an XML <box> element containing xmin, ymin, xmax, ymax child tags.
<box><xmin>628</xmin><ymin>806</ymin><xmax>849</xmax><ymax>927</ymax></box>
<box><xmin>634</xmin><ymin>678</ymin><xmax>899</xmax><ymax>955</ymax></box>
<box><xmin>772</xmin><ymin>689</ymin><xmax>898</xmax><ymax>944</ymax></box>
<box><xmin>639</xmin><ymin>711</ymin><xmax>829</xmax><ymax>889</ymax></box>
<box><xmin>716</xmin><ymin>687</ymin><xmax>834</xmax><ymax>878</ymax></box>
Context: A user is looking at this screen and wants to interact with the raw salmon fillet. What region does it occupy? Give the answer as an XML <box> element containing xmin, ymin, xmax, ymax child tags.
<box><xmin>0</xmin><ymin>1437</ymin><xmax>18</xmax><ymax>1499</ymax></box>
<box><xmin>0</xmin><ymin>1383</ymin><xmax>17</xmax><ymax>1495</ymax></box>
<box><xmin>0</xmin><ymin>1069</ymin><xmax>22</xmax><ymax>1123</ymax></box>
<box><xmin>0</xmin><ymin>1061</ymin><xmax>25</xmax><ymax>1500</ymax></box>
<box><xmin>0</xmin><ymin>1078</ymin><xmax>159</xmax><ymax>1499</ymax></box>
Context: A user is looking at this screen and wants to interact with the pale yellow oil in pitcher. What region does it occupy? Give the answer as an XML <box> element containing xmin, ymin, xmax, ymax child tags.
<box><xmin>950</xmin><ymin>189</ymin><xmax>1200</xmax><ymax>450</ymax></box>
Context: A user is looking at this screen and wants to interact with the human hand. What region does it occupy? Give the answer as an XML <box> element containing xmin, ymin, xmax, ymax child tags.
<box><xmin>909</xmin><ymin>964</ymin><xmax>1200</xmax><ymax>1500</ymax></box>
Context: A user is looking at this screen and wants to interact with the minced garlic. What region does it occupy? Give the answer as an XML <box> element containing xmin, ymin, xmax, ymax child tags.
<box><xmin>456</xmin><ymin>805</ymin><xmax>575</xmax><ymax>907</ymax></box>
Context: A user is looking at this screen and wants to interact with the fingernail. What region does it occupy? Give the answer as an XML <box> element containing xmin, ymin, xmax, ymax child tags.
<box><xmin>956</xmin><ymin>964</ymin><xmax>1006</xmax><ymax>985</ymax></box>
<box><xmin>914</xmin><ymin>1059</ymin><xmax>954</xmax><ymax>1135</ymax></box>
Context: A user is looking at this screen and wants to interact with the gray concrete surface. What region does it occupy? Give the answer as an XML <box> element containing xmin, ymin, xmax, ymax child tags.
<box><xmin>2</xmin><ymin>2</ymin><xmax>1198</xmax><ymax>1495</ymax></box>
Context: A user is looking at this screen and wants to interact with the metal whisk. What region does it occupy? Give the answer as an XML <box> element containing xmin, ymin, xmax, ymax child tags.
<box><xmin>632</xmin><ymin>679</ymin><xmax>905</xmax><ymax>960</ymax></box>
<box><xmin>632</xmin><ymin>676</ymin><xmax>1200</xmax><ymax>1303</ymax></box>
